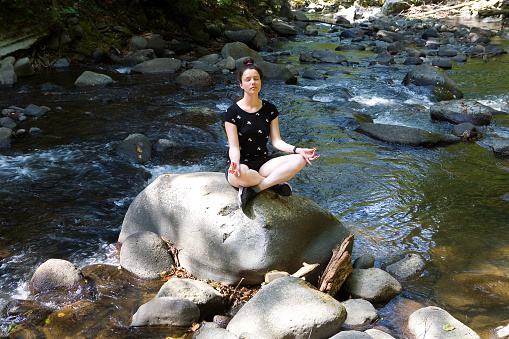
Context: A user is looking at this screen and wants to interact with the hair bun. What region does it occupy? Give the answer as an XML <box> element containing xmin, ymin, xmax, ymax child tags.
<box><xmin>243</xmin><ymin>57</ymin><xmax>255</xmax><ymax>65</ymax></box>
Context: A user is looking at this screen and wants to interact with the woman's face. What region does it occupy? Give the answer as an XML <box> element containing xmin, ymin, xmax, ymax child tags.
<box><xmin>240</xmin><ymin>68</ymin><xmax>261</xmax><ymax>95</ymax></box>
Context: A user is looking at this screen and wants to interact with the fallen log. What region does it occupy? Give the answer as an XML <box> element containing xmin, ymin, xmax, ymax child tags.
<box><xmin>318</xmin><ymin>234</ymin><xmax>354</xmax><ymax>296</ymax></box>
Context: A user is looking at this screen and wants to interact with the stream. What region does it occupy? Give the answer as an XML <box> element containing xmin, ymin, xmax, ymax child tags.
<box><xmin>1</xmin><ymin>15</ymin><xmax>509</xmax><ymax>338</ymax></box>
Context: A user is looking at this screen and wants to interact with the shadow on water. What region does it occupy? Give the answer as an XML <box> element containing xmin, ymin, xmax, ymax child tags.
<box><xmin>1</xmin><ymin>19</ymin><xmax>509</xmax><ymax>337</ymax></box>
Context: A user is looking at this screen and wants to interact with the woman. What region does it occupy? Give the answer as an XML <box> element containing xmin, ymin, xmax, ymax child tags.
<box><xmin>224</xmin><ymin>58</ymin><xmax>320</xmax><ymax>208</ymax></box>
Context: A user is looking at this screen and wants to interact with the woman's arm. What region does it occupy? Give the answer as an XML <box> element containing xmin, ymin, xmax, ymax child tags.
<box><xmin>269</xmin><ymin>117</ymin><xmax>320</xmax><ymax>165</ymax></box>
<box><xmin>225</xmin><ymin>121</ymin><xmax>241</xmax><ymax>176</ymax></box>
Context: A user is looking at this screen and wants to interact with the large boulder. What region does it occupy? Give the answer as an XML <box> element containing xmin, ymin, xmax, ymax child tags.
<box><xmin>402</xmin><ymin>64</ymin><xmax>463</xmax><ymax>101</ymax></box>
<box><xmin>130</xmin><ymin>58</ymin><xmax>182</xmax><ymax>75</ymax></box>
<box><xmin>430</xmin><ymin>100</ymin><xmax>505</xmax><ymax>126</ymax></box>
<box><xmin>408</xmin><ymin>306</ymin><xmax>481</xmax><ymax>339</ymax></box>
<box><xmin>226</xmin><ymin>276</ymin><xmax>347</xmax><ymax>338</ymax></box>
<box><xmin>119</xmin><ymin>172</ymin><xmax>351</xmax><ymax>285</ymax></box>
<box><xmin>176</xmin><ymin>69</ymin><xmax>213</xmax><ymax>87</ymax></box>
<box><xmin>355</xmin><ymin>123</ymin><xmax>461</xmax><ymax>147</ymax></box>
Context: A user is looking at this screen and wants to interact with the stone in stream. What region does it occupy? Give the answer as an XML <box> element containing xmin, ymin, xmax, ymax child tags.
<box><xmin>115</xmin><ymin>133</ymin><xmax>152</xmax><ymax>164</ymax></box>
<box><xmin>130</xmin><ymin>297</ymin><xmax>200</xmax><ymax>327</ymax></box>
<box><xmin>118</xmin><ymin>172</ymin><xmax>351</xmax><ymax>285</ymax></box>
<box><xmin>408</xmin><ymin>306</ymin><xmax>481</xmax><ymax>339</ymax></box>
<box><xmin>130</xmin><ymin>58</ymin><xmax>182</xmax><ymax>75</ymax></box>
<box><xmin>343</xmin><ymin>268</ymin><xmax>403</xmax><ymax>304</ymax></box>
<box><xmin>226</xmin><ymin>276</ymin><xmax>347</xmax><ymax>338</ymax></box>
<box><xmin>74</xmin><ymin>71</ymin><xmax>113</xmax><ymax>87</ymax></box>
<box><xmin>341</xmin><ymin>298</ymin><xmax>379</xmax><ymax>329</ymax></box>
<box><xmin>384</xmin><ymin>253</ymin><xmax>426</xmax><ymax>280</ymax></box>
<box><xmin>329</xmin><ymin>330</ymin><xmax>372</xmax><ymax>338</ymax></box>
<box><xmin>402</xmin><ymin>64</ymin><xmax>463</xmax><ymax>101</ymax></box>
<box><xmin>430</xmin><ymin>100</ymin><xmax>504</xmax><ymax>126</ymax></box>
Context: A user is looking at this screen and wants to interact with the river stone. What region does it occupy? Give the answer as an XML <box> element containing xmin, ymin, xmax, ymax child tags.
<box><xmin>224</xmin><ymin>30</ymin><xmax>256</xmax><ymax>44</ymax></box>
<box><xmin>116</xmin><ymin>133</ymin><xmax>152</xmax><ymax>164</ymax></box>
<box><xmin>193</xmin><ymin>326</ymin><xmax>238</xmax><ymax>339</ymax></box>
<box><xmin>130</xmin><ymin>297</ymin><xmax>200</xmax><ymax>327</ymax></box>
<box><xmin>329</xmin><ymin>330</ymin><xmax>372</xmax><ymax>338</ymax></box>
<box><xmin>438</xmin><ymin>46</ymin><xmax>458</xmax><ymax>57</ymax></box>
<box><xmin>226</xmin><ymin>276</ymin><xmax>347</xmax><ymax>338</ymax></box>
<box><xmin>489</xmin><ymin>140</ymin><xmax>509</xmax><ymax>156</ymax></box>
<box><xmin>129</xmin><ymin>35</ymin><xmax>147</xmax><ymax>51</ymax></box>
<box><xmin>13</xmin><ymin>57</ymin><xmax>35</xmax><ymax>77</ymax></box>
<box><xmin>364</xmin><ymin>329</ymin><xmax>396</xmax><ymax>338</ymax></box>
<box><xmin>403</xmin><ymin>57</ymin><xmax>423</xmax><ymax>65</ymax></box>
<box><xmin>24</xmin><ymin>104</ymin><xmax>50</xmax><ymax>117</ymax></box>
<box><xmin>1</xmin><ymin>117</ymin><xmax>16</xmax><ymax>129</ymax></box>
<box><xmin>452</xmin><ymin>122</ymin><xmax>478</xmax><ymax>139</ymax></box>
<box><xmin>311</xmin><ymin>49</ymin><xmax>347</xmax><ymax>64</ymax></box>
<box><xmin>355</xmin><ymin>123</ymin><xmax>461</xmax><ymax>147</ymax></box>
<box><xmin>257</xmin><ymin>60</ymin><xmax>297</xmax><ymax>84</ymax></box>
<box><xmin>29</xmin><ymin>259</ymin><xmax>86</xmax><ymax>294</ymax></box>
<box><xmin>130</xmin><ymin>58</ymin><xmax>181</xmax><ymax>74</ymax></box>
<box><xmin>408</xmin><ymin>306</ymin><xmax>481</xmax><ymax>339</ymax></box>
<box><xmin>221</xmin><ymin>42</ymin><xmax>264</xmax><ymax>64</ymax></box>
<box><xmin>430</xmin><ymin>100</ymin><xmax>500</xmax><ymax>125</ymax></box>
<box><xmin>0</xmin><ymin>62</ymin><xmax>17</xmax><ymax>86</ymax></box>
<box><xmin>145</xmin><ymin>34</ymin><xmax>166</xmax><ymax>57</ymax></box>
<box><xmin>156</xmin><ymin>278</ymin><xmax>226</xmax><ymax>317</ymax></box>
<box><xmin>353</xmin><ymin>254</ymin><xmax>375</xmax><ymax>269</ymax></box>
<box><xmin>271</xmin><ymin>20</ymin><xmax>299</xmax><ymax>36</ymax></box>
<box><xmin>432</xmin><ymin>57</ymin><xmax>453</xmax><ymax>70</ymax></box>
<box><xmin>422</xmin><ymin>27</ymin><xmax>439</xmax><ymax>40</ymax></box>
<box><xmin>381</xmin><ymin>0</ymin><xmax>410</xmax><ymax>15</ymax></box>
<box><xmin>402</xmin><ymin>64</ymin><xmax>463</xmax><ymax>101</ymax></box>
<box><xmin>119</xmin><ymin>172</ymin><xmax>350</xmax><ymax>285</ymax></box>
<box><xmin>176</xmin><ymin>69</ymin><xmax>213</xmax><ymax>87</ymax></box>
<box><xmin>385</xmin><ymin>253</ymin><xmax>425</xmax><ymax>280</ymax></box>
<box><xmin>119</xmin><ymin>231</ymin><xmax>174</xmax><ymax>280</ymax></box>
<box><xmin>343</xmin><ymin>268</ymin><xmax>403</xmax><ymax>304</ymax></box>
<box><xmin>74</xmin><ymin>71</ymin><xmax>113</xmax><ymax>87</ymax></box>
<box><xmin>341</xmin><ymin>298</ymin><xmax>378</xmax><ymax>329</ymax></box>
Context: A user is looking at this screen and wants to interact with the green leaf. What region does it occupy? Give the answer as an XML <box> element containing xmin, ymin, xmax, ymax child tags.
<box><xmin>443</xmin><ymin>324</ymin><xmax>456</xmax><ymax>331</ymax></box>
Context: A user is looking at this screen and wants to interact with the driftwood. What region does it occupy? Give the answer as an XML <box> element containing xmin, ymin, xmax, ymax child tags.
<box><xmin>478</xmin><ymin>8</ymin><xmax>509</xmax><ymax>17</ymax></box>
<box><xmin>318</xmin><ymin>234</ymin><xmax>354</xmax><ymax>296</ymax></box>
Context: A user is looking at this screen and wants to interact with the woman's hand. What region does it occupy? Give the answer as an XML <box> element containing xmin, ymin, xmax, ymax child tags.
<box><xmin>228</xmin><ymin>161</ymin><xmax>241</xmax><ymax>177</ymax></box>
<box><xmin>297</xmin><ymin>147</ymin><xmax>320</xmax><ymax>165</ymax></box>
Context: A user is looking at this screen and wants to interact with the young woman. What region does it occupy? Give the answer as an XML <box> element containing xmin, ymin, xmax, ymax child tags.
<box><xmin>224</xmin><ymin>57</ymin><xmax>320</xmax><ymax>208</ymax></box>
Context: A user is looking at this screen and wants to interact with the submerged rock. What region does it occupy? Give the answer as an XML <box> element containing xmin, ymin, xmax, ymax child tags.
<box><xmin>226</xmin><ymin>276</ymin><xmax>347</xmax><ymax>338</ymax></box>
<box><xmin>119</xmin><ymin>172</ymin><xmax>351</xmax><ymax>285</ymax></box>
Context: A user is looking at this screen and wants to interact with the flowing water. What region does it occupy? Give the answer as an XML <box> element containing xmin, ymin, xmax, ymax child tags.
<box><xmin>1</xmin><ymin>18</ymin><xmax>509</xmax><ymax>338</ymax></box>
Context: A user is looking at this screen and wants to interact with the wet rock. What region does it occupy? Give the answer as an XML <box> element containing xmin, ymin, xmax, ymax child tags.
<box><xmin>381</xmin><ymin>0</ymin><xmax>410</xmax><ymax>15</ymax></box>
<box><xmin>224</xmin><ymin>30</ymin><xmax>256</xmax><ymax>45</ymax></box>
<box><xmin>430</xmin><ymin>100</ymin><xmax>500</xmax><ymax>125</ymax></box>
<box><xmin>193</xmin><ymin>326</ymin><xmax>238</xmax><ymax>339</ymax></box>
<box><xmin>422</xmin><ymin>27</ymin><xmax>439</xmax><ymax>40</ymax></box>
<box><xmin>341</xmin><ymin>298</ymin><xmax>378</xmax><ymax>329</ymax></box>
<box><xmin>129</xmin><ymin>35</ymin><xmax>148</xmax><ymax>51</ymax></box>
<box><xmin>227</xmin><ymin>276</ymin><xmax>347</xmax><ymax>338</ymax></box>
<box><xmin>119</xmin><ymin>172</ymin><xmax>351</xmax><ymax>285</ymax></box>
<box><xmin>353</xmin><ymin>254</ymin><xmax>375</xmax><ymax>269</ymax></box>
<box><xmin>24</xmin><ymin>104</ymin><xmax>50</xmax><ymax>117</ymax></box>
<box><xmin>176</xmin><ymin>69</ymin><xmax>213</xmax><ymax>87</ymax></box>
<box><xmin>1</xmin><ymin>299</ymin><xmax>54</xmax><ymax>326</ymax></box>
<box><xmin>403</xmin><ymin>56</ymin><xmax>423</xmax><ymax>65</ymax></box>
<box><xmin>341</xmin><ymin>28</ymin><xmax>364</xmax><ymax>40</ymax></box>
<box><xmin>402</xmin><ymin>64</ymin><xmax>463</xmax><ymax>101</ymax></box>
<box><xmin>376</xmin><ymin>30</ymin><xmax>404</xmax><ymax>43</ymax></box>
<box><xmin>119</xmin><ymin>231</ymin><xmax>174</xmax><ymax>280</ymax></box>
<box><xmin>385</xmin><ymin>253</ymin><xmax>425</xmax><ymax>280</ymax></box>
<box><xmin>452</xmin><ymin>122</ymin><xmax>478</xmax><ymax>141</ymax></box>
<box><xmin>123</xmin><ymin>49</ymin><xmax>156</xmax><ymax>66</ymax></box>
<box><xmin>221</xmin><ymin>42</ymin><xmax>263</xmax><ymax>64</ymax></box>
<box><xmin>330</xmin><ymin>330</ymin><xmax>372</xmax><ymax>338</ymax></box>
<box><xmin>130</xmin><ymin>297</ymin><xmax>200</xmax><ymax>327</ymax></box>
<box><xmin>343</xmin><ymin>268</ymin><xmax>403</xmax><ymax>304</ymax></box>
<box><xmin>408</xmin><ymin>306</ymin><xmax>481</xmax><ymax>338</ymax></box>
<box><xmin>156</xmin><ymin>278</ymin><xmax>226</xmax><ymax>318</ymax></box>
<box><xmin>302</xmin><ymin>67</ymin><xmax>323</xmax><ymax>79</ymax></box>
<box><xmin>355</xmin><ymin>123</ymin><xmax>461</xmax><ymax>147</ymax></box>
<box><xmin>271</xmin><ymin>20</ymin><xmax>299</xmax><ymax>36</ymax></box>
<box><xmin>452</xmin><ymin>54</ymin><xmax>468</xmax><ymax>62</ymax></box>
<box><xmin>29</xmin><ymin>127</ymin><xmax>42</xmax><ymax>134</ymax></box>
<box><xmin>116</xmin><ymin>133</ymin><xmax>152</xmax><ymax>164</ymax></box>
<box><xmin>13</xmin><ymin>57</ymin><xmax>35</xmax><ymax>76</ymax></box>
<box><xmin>0</xmin><ymin>116</ymin><xmax>16</xmax><ymax>129</ymax></box>
<box><xmin>335</xmin><ymin>44</ymin><xmax>366</xmax><ymax>51</ymax></box>
<box><xmin>432</xmin><ymin>57</ymin><xmax>453</xmax><ymax>70</ymax></box>
<box><xmin>311</xmin><ymin>49</ymin><xmax>347</xmax><ymax>64</ymax></box>
<box><xmin>364</xmin><ymin>328</ymin><xmax>396</xmax><ymax>338</ymax></box>
<box><xmin>54</xmin><ymin>58</ymin><xmax>70</xmax><ymax>67</ymax></box>
<box><xmin>29</xmin><ymin>259</ymin><xmax>85</xmax><ymax>293</ymax></box>
<box><xmin>438</xmin><ymin>46</ymin><xmax>458</xmax><ymax>57</ymax></box>
<box><xmin>74</xmin><ymin>71</ymin><xmax>113</xmax><ymax>87</ymax></box>
<box><xmin>145</xmin><ymin>33</ymin><xmax>166</xmax><ymax>57</ymax></box>
<box><xmin>130</xmin><ymin>58</ymin><xmax>182</xmax><ymax>75</ymax></box>
<box><xmin>0</xmin><ymin>62</ymin><xmax>17</xmax><ymax>86</ymax></box>
<box><xmin>374</xmin><ymin>51</ymin><xmax>395</xmax><ymax>65</ymax></box>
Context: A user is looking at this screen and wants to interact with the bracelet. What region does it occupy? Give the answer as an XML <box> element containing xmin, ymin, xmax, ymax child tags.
<box><xmin>293</xmin><ymin>146</ymin><xmax>298</xmax><ymax>154</ymax></box>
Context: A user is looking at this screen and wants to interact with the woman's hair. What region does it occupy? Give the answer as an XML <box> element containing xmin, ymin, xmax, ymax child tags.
<box><xmin>236</xmin><ymin>57</ymin><xmax>263</xmax><ymax>84</ymax></box>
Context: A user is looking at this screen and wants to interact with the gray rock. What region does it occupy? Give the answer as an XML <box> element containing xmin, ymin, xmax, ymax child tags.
<box><xmin>129</xmin><ymin>35</ymin><xmax>148</xmax><ymax>51</ymax></box>
<box><xmin>0</xmin><ymin>127</ymin><xmax>13</xmax><ymax>148</ymax></box>
<box><xmin>336</xmin><ymin>44</ymin><xmax>366</xmax><ymax>51</ymax></box>
<box><xmin>376</xmin><ymin>30</ymin><xmax>404</xmax><ymax>43</ymax></box>
<box><xmin>302</xmin><ymin>68</ymin><xmax>323</xmax><ymax>80</ymax></box>
<box><xmin>353</xmin><ymin>254</ymin><xmax>375</xmax><ymax>269</ymax></box>
<box><xmin>293</xmin><ymin>10</ymin><xmax>311</xmax><ymax>22</ymax></box>
<box><xmin>119</xmin><ymin>172</ymin><xmax>351</xmax><ymax>285</ymax></box>
<box><xmin>341</xmin><ymin>299</ymin><xmax>378</xmax><ymax>329</ymax></box>
<box><xmin>24</xmin><ymin>104</ymin><xmax>50</xmax><ymax>117</ymax></box>
<box><xmin>198</xmin><ymin>53</ymin><xmax>220</xmax><ymax>65</ymax></box>
<box><xmin>451</xmin><ymin>54</ymin><xmax>467</xmax><ymax>62</ymax></box>
<box><xmin>364</xmin><ymin>329</ymin><xmax>396</xmax><ymax>338</ymax></box>
<box><xmin>145</xmin><ymin>34</ymin><xmax>166</xmax><ymax>57</ymax></box>
<box><xmin>221</xmin><ymin>42</ymin><xmax>264</xmax><ymax>64</ymax></box>
<box><xmin>54</xmin><ymin>58</ymin><xmax>70</xmax><ymax>67</ymax></box>
<box><xmin>271</xmin><ymin>20</ymin><xmax>299</xmax><ymax>36</ymax></box>
<box><xmin>252</xmin><ymin>30</ymin><xmax>269</xmax><ymax>50</ymax></box>
<box><xmin>489</xmin><ymin>139</ymin><xmax>509</xmax><ymax>156</ymax></box>
<box><xmin>343</xmin><ymin>268</ymin><xmax>403</xmax><ymax>303</ymax></box>
<box><xmin>403</xmin><ymin>57</ymin><xmax>423</xmax><ymax>65</ymax></box>
<box><xmin>1</xmin><ymin>117</ymin><xmax>16</xmax><ymax>129</ymax></box>
<box><xmin>452</xmin><ymin>122</ymin><xmax>478</xmax><ymax>139</ymax></box>
<box><xmin>312</xmin><ymin>49</ymin><xmax>347</xmax><ymax>64</ymax></box>
<box><xmin>408</xmin><ymin>306</ymin><xmax>481</xmax><ymax>338</ymax></box>
<box><xmin>29</xmin><ymin>127</ymin><xmax>42</xmax><ymax>134</ymax></box>
<box><xmin>438</xmin><ymin>47</ymin><xmax>458</xmax><ymax>57</ymax></box>
<box><xmin>29</xmin><ymin>259</ymin><xmax>85</xmax><ymax>294</ymax></box>
<box><xmin>13</xmin><ymin>57</ymin><xmax>35</xmax><ymax>76</ymax></box>
<box><xmin>225</xmin><ymin>30</ymin><xmax>256</xmax><ymax>44</ymax></box>
<box><xmin>130</xmin><ymin>297</ymin><xmax>200</xmax><ymax>327</ymax></box>
<box><xmin>116</xmin><ymin>133</ymin><xmax>152</xmax><ymax>164</ymax></box>
<box><xmin>226</xmin><ymin>276</ymin><xmax>347</xmax><ymax>338</ymax></box>
<box><xmin>119</xmin><ymin>231</ymin><xmax>174</xmax><ymax>279</ymax></box>
<box><xmin>385</xmin><ymin>253</ymin><xmax>425</xmax><ymax>280</ymax></box>
<box><xmin>193</xmin><ymin>326</ymin><xmax>238</xmax><ymax>339</ymax></box>
<box><xmin>330</xmin><ymin>330</ymin><xmax>372</xmax><ymax>338</ymax></box>
<box><xmin>430</xmin><ymin>100</ymin><xmax>500</xmax><ymax>125</ymax></box>
<box><xmin>176</xmin><ymin>69</ymin><xmax>213</xmax><ymax>87</ymax></box>
<box><xmin>74</xmin><ymin>71</ymin><xmax>113</xmax><ymax>87</ymax></box>
<box><xmin>123</xmin><ymin>49</ymin><xmax>156</xmax><ymax>66</ymax></box>
<box><xmin>374</xmin><ymin>51</ymin><xmax>395</xmax><ymax>65</ymax></box>
<box><xmin>0</xmin><ymin>25</ymin><xmax>51</xmax><ymax>58</ymax></box>
<box><xmin>432</xmin><ymin>57</ymin><xmax>453</xmax><ymax>70</ymax></box>
<box><xmin>402</xmin><ymin>64</ymin><xmax>463</xmax><ymax>101</ymax></box>
<box><xmin>355</xmin><ymin>123</ymin><xmax>461</xmax><ymax>147</ymax></box>
<box><xmin>0</xmin><ymin>62</ymin><xmax>17</xmax><ymax>86</ymax></box>
<box><xmin>131</xmin><ymin>58</ymin><xmax>182</xmax><ymax>75</ymax></box>
<box><xmin>381</xmin><ymin>0</ymin><xmax>410</xmax><ymax>15</ymax></box>
<box><xmin>156</xmin><ymin>278</ymin><xmax>226</xmax><ymax>317</ymax></box>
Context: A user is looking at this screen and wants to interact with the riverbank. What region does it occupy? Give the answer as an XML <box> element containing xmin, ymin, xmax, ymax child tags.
<box><xmin>1</xmin><ymin>0</ymin><xmax>509</xmax><ymax>338</ymax></box>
